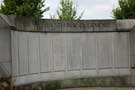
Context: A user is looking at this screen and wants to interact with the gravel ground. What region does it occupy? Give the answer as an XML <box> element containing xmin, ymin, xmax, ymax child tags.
<box><xmin>60</xmin><ymin>87</ymin><xmax>135</xmax><ymax>90</ymax></box>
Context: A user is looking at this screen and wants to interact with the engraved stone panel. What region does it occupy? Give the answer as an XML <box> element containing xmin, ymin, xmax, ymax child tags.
<box><xmin>82</xmin><ymin>34</ymin><xmax>96</xmax><ymax>69</ymax></box>
<box><xmin>52</xmin><ymin>34</ymin><xmax>66</xmax><ymax>71</ymax></box>
<box><xmin>28</xmin><ymin>35</ymin><xmax>40</xmax><ymax>74</ymax></box>
<box><xmin>96</xmin><ymin>34</ymin><xmax>113</xmax><ymax>69</ymax></box>
<box><xmin>11</xmin><ymin>31</ymin><xmax>19</xmax><ymax>76</ymax></box>
<box><xmin>67</xmin><ymin>34</ymin><xmax>82</xmax><ymax>70</ymax></box>
<box><xmin>113</xmin><ymin>33</ymin><xmax>130</xmax><ymax>68</ymax></box>
<box><xmin>40</xmin><ymin>34</ymin><xmax>52</xmax><ymax>72</ymax></box>
<box><xmin>11</xmin><ymin>30</ymin><xmax>131</xmax><ymax>85</ymax></box>
<box><xmin>19</xmin><ymin>32</ymin><xmax>29</xmax><ymax>75</ymax></box>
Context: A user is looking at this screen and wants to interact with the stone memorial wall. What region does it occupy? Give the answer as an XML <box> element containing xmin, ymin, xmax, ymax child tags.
<box><xmin>0</xmin><ymin>15</ymin><xmax>135</xmax><ymax>86</ymax></box>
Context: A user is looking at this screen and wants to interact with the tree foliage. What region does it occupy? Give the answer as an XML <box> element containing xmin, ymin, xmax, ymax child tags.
<box><xmin>57</xmin><ymin>0</ymin><xmax>83</xmax><ymax>20</ymax></box>
<box><xmin>113</xmin><ymin>0</ymin><xmax>135</xmax><ymax>19</ymax></box>
<box><xmin>0</xmin><ymin>0</ymin><xmax>49</xmax><ymax>18</ymax></box>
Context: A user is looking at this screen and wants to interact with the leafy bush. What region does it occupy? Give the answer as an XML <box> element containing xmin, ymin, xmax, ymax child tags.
<box><xmin>0</xmin><ymin>0</ymin><xmax>49</xmax><ymax>19</ymax></box>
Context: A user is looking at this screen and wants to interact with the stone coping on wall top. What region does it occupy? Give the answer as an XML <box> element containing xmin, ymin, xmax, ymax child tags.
<box><xmin>1</xmin><ymin>15</ymin><xmax>135</xmax><ymax>32</ymax></box>
<box><xmin>14</xmin><ymin>18</ymin><xmax>116</xmax><ymax>32</ymax></box>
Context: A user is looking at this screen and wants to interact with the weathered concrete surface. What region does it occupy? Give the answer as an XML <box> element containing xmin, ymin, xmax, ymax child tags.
<box><xmin>117</xmin><ymin>20</ymin><xmax>135</xmax><ymax>30</ymax></box>
<box><xmin>130</xmin><ymin>27</ymin><xmax>135</xmax><ymax>86</ymax></box>
<box><xmin>0</xmin><ymin>14</ymin><xmax>16</xmax><ymax>27</ymax></box>
<box><xmin>0</xmin><ymin>15</ymin><xmax>11</xmax><ymax>78</ymax></box>
<box><xmin>0</xmin><ymin>15</ymin><xmax>135</xmax><ymax>32</ymax></box>
<box><xmin>13</xmin><ymin>17</ymin><xmax>135</xmax><ymax>32</ymax></box>
<box><xmin>15</xmin><ymin>17</ymin><xmax>117</xmax><ymax>32</ymax></box>
<box><xmin>60</xmin><ymin>87</ymin><xmax>135</xmax><ymax>90</ymax></box>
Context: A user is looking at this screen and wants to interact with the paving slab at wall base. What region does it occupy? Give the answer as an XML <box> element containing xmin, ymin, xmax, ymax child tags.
<box><xmin>14</xmin><ymin>76</ymin><xmax>134</xmax><ymax>90</ymax></box>
<box><xmin>60</xmin><ymin>87</ymin><xmax>135</xmax><ymax>90</ymax></box>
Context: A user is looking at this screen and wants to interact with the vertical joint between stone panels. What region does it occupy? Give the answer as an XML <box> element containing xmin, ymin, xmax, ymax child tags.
<box><xmin>17</xmin><ymin>32</ymin><xmax>20</xmax><ymax>76</ymax></box>
<box><xmin>129</xmin><ymin>31</ymin><xmax>132</xmax><ymax>86</ymax></box>
<box><xmin>64</xmin><ymin>38</ymin><xmax>68</xmax><ymax>76</ymax></box>
<box><xmin>128</xmin><ymin>32</ymin><xmax>131</xmax><ymax>69</ymax></box>
<box><xmin>51</xmin><ymin>37</ymin><xmax>55</xmax><ymax>80</ymax></box>
<box><xmin>63</xmin><ymin>39</ymin><xmax>66</xmax><ymax>79</ymax></box>
<box><xmin>38</xmin><ymin>34</ymin><xmax>41</xmax><ymax>74</ymax></box>
<box><xmin>52</xmin><ymin>38</ymin><xmax>54</xmax><ymax>72</ymax></box>
<box><xmin>117</xmin><ymin>35</ymin><xmax>120</xmax><ymax>76</ymax></box>
<box><xmin>70</xmin><ymin>38</ymin><xmax>73</xmax><ymax>71</ymax></box>
<box><xmin>9</xmin><ymin>35</ymin><xmax>14</xmax><ymax>90</ymax></box>
<box><xmin>49</xmin><ymin>37</ymin><xmax>51</xmax><ymax>73</ymax></box>
<box><xmin>80</xmin><ymin>37</ymin><xmax>83</xmax><ymax>78</ymax></box>
<box><xmin>15</xmin><ymin>31</ymin><xmax>19</xmax><ymax>77</ymax></box>
<box><xmin>65</xmin><ymin>40</ymin><xmax>68</xmax><ymax>72</ymax></box>
<box><xmin>27</xmin><ymin>34</ymin><xmax>30</xmax><ymax>75</ymax></box>
<box><xmin>10</xmin><ymin>31</ymin><xmax>13</xmax><ymax>78</ymax></box>
<box><xmin>95</xmin><ymin>36</ymin><xmax>99</xmax><ymax>76</ymax></box>
<box><xmin>11</xmin><ymin>31</ymin><xmax>13</xmax><ymax>77</ymax></box>
<box><xmin>111</xmin><ymin>33</ymin><xmax>115</xmax><ymax>75</ymax></box>
<box><xmin>130</xmin><ymin>31</ymin><xmax>133</xmax><ymax>68</ymax></box>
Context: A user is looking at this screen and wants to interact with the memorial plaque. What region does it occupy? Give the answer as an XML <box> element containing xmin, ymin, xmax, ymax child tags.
<box><xmin>113</xmin><ymin>33</ymin><xmax>129</xmax><ymax>68</ymax></box>
<box><xmin>82</xmin><ymin>34</ymin><xmax>96</xmax><ymax>69</ymax></box>
<box><xmin>19</xmin><ymin>33</ymin><xmax>29</xmax><ymax>75</ymax></box>
<box><xmin>12</xmin><ymin>31</ymin><xmax>19</xmax><ymax>76</ymax></box>
<box><xmin>28</xmin><ymin>37</ymin><xmax>40</xmax><ymax>74</ymax></box>
<box><xmin>52</xmin><ymin>35</ymin><xmax>65</xmax><ymax>71</ymax></box>
<box><xmin>40</xmin><ymin>34</ymin><xmax>52</xmax><ymax>72</ymax></box>
<box><xmin>96</xmin><ymin>34</ymin><xmax>113</xmax><ymax>69</ymax></box>
<box><xmin>67</xmin><ymin>34</ymin><xmax>82</xmax><ymax>70</ymax></box>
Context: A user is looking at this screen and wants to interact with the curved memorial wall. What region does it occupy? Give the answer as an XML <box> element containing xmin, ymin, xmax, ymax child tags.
<box><xmin>0</xmin><ymin>15</ymin><xmax>135</xmax><ymax>86</ymax></box>
<box><xmin>11</xmin><ymin>18</ymin><xmax>132</xmax><ymax>85</ymax></box>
